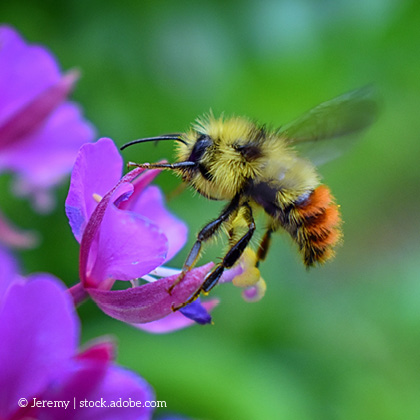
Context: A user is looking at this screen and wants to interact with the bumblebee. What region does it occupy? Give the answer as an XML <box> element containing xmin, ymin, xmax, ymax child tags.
<box><xmin>121</xmin><ymin>87</ymin><xmax>377</xmax><ymax>304</ymax></box>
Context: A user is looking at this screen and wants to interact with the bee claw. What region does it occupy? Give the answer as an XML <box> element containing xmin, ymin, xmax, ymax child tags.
<box><xmin>167</xmin><ymin>270</ymin><xmax>187</xmax><ymax>296</ymax></box>
<box><xmin>171</xmin><ymin>301</ymin><xmax>184</xmax><ymax>312</ymax></box>
<box><xmin>171</xmin><ymin>287</ymin><xmax>203</xmax><ymax>312</ymax></box>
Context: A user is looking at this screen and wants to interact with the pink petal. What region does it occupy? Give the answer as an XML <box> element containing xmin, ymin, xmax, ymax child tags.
<box><xmin>119</xmin><ymin>167</ymin><xmax>162</xmax><ymax>207</ymax></box>
<box><xmin>130</xmin><ymin>186</ymin><xmax>188</xmax><ymax>262</ymax></box>
<box><xmin>88</xmin><ymin>196</ymin><xmax>167</xmax><ymax>287</ymax></box>
<box><xmin>77</xmin><ymin>338</ymin><xmax>116</xmax><ymax>364</ymax></box>
<box><xmin>66</xmin><ymin>138</ymin><xmax>123</xmax><ymax>243</ymax></box>
<box><xmin>36</xmin><ymin>359</ymin><xmax>109</xmax><ymax>420</ymax></box>
<box><xmin>87</xmin><ymin>263</ymin><xmax>213</xmax><ymax>323</ymax></box>
<box><xmin>0</xmin><ymin>71</ymin><xmax>78</xmax><ymax>147</ymax></box>
<box><xmin>0</xmin><ymin>246</ymin><xmax>19</xmax><ymax>306</ymax></box>
<box><xmin>1</xmin><ymin>101</ymin><xmax>95</xmax><ymax>195</ymax></box>
<box><xmin>40</xmin><ymin>360</ymin><xmax>154</xmax><ymax>420</ymax></box>
<box><xmin>79</xmin><ymin>167</ymin><xmax>145</xmax><ymax>286</ymax></box>
<box><xmin>0</xmin><ymin>26</ymin><xmax>61</xmax><ymax>128</ymax></box>
<box><xmin>0</xmin><ymin>275</ymin><xmax>79</xmax><ymax>418</ymax></box>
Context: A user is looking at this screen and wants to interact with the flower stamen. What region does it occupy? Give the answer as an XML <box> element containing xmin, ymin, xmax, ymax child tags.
<box><xmin>92</xmin><ymin>193</ymin><xmax>103</xmax><ymax>203</ymax></box>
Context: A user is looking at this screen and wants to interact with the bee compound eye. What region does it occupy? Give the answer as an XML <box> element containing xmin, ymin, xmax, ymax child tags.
<box><xmin>235</xmin><ymin>143</ymin><xmax>262</xmax><ymax>161</ymax></box>
<box><xmin>189</xmin><ymin>134</ymin><xmax>212</xmax><ymax>162</ymax></box>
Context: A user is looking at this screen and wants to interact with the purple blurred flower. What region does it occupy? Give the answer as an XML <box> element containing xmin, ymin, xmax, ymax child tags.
<box><xmin>0</xmin><ymin>25</ymin><xmax>94</xmax><ymax>247</ymax></box>
<box><xmin>65</xmin><ymin>138</ymin><xmax>218</xmax><ymax>331</ymax></box>
<box><xmin>0</xmin><ymin>247</ymin><xmax>155</xmax><ymax>420</ymax></box>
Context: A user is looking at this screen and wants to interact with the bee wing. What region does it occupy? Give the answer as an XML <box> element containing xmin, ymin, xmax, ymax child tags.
<box><xmin>280</xmin><ymin>86</ymin><xmax>379</xmax><ymax>165</ymax></box>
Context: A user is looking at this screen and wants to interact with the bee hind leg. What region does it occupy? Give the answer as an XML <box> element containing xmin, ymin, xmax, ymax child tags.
<box><xmin>255</xmin><ymin>223</ymin><xmax>278</xmax><ymax>267</ymax></box>
<box><xmin>201</xmin><ymin>203</ymin><xmax>255</xmax><ymax>293</ymax></box>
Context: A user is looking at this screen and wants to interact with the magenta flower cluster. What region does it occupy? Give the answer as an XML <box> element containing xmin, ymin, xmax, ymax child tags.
<box><xmin>0</xmin><ymin>24</ymin><xmax>262</xmax><ymax>420</ymax></box>
<box><xmin>0</xmin><ymin>25</ymin><xmax>195</xmax><ymax>420</ymax></box>
<box><xmin>0</xmin><ymin>24</ymin><xmax>242</xmax><ymax>420</ymax></box>
<box><xmin>0</xmin><ymin>247</ymin><xmax>155</xmax><ymax>420</ymax></box>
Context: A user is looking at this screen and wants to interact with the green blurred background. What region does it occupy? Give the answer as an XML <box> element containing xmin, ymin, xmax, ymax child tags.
<box><xmin>2</xmin><ymin>0</ymin><xmax>420</xmax><ymax>419</ymax></box>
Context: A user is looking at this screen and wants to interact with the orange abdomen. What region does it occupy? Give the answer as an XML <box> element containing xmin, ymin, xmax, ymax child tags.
<box><xmin>292</xmin><ymin>185</ymin><xmax>342</xmax><ymax>266</ymax></box>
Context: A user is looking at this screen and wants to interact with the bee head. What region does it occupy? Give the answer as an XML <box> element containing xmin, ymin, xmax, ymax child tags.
<box><xmin>181</xmin><ymin>130</ymin><xmax>263</xmax><ymax>180</ymax></box>
<box><xmin>174</xmin><ymin>115</ymin><xmax>268</xmax><ymax>200</ymax></box>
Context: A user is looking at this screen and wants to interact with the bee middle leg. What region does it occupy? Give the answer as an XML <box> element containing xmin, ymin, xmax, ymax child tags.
<box><xmin>168</xmin><ymin>195</ymin><xmax>241</xmax><ymax>294</ymax></box>
<box><xmin>173</xmin><ymin>203</ymin><xmax>255</xmax><ymax>310</ymax></box>
<box><xmin>200</xmin><ymin>203</ymin><xmax>256</xmax><ymax>294</ymax></box>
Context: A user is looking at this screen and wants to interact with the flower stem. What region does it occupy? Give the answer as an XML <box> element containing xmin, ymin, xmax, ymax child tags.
<box><xmin>68</xmin><ymin>282</ymin><xmax>89</xmax><ymax>306</ymax></box>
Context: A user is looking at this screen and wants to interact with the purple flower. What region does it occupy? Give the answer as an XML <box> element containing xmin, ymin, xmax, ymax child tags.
<box><xmin>65</xmin><ymin>138</ymin><xmax>218</xmax><ymax>331</ymax></box>
<box><xmin>0</xmin><ymin>25</ymin><xmax>94</xmax><ymax>247</ymax></box>
<box><xmin>0</xmin><ymin>247</ymin><xmax>155</xmax><ymax>420</ymax></box>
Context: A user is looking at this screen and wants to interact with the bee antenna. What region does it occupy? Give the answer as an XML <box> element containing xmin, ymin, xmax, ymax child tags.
<box><xmin>120</xmin><ymin>135</ymin><xmax>187</xmax><ymax>151</ymax></box>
